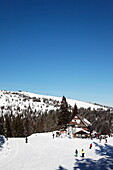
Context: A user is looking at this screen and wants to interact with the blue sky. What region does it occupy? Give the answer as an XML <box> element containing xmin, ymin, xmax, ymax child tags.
<box><xmin>0</xmin><ymin>0</ymin><xmax>113</xmax><ymax>107</ymax></box>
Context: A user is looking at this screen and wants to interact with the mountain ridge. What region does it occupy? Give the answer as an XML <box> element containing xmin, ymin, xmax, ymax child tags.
<box><xmin>0</xmin><ymin>90</ymin><xmax>112</xmax><ymax>116</ymax></box>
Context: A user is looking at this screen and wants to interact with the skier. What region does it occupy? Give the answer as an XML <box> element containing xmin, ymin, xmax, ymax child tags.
<box><xmin>75</xmin><ymin>149</ymin><xmax>78</xmax><ymax>157</ymax></box>
<box><xmin>52</xmin><ymin>133</ymin><xmax>55</xmax><ymax>139</ymax></box>
<box><xmin>89</xmin><ymin>143</ymin><xmax>92</xmax><ymax>149</ymax></box>
<box><xmin>105</xmin><ymin>138</ymin><xmax>107</xmax><ymax>143</ymax></box>
<box><xmin>82</xmin><ymin>149</ymin><xmax>85</xmax><ymax>157</ymax></box>
<box><xmin>25</xmin><ymin>137</ymin><xmax>28</xmax><ymax>143</ymax></box>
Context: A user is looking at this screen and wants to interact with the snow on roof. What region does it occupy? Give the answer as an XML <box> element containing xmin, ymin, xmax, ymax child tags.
<box><xmin>75</xmin><ymin>128</ymin><xmax>90</xmax><ymax>134</ymax></box>
<box><xmin>83</xmin><ymin>118</ymin><xmax>92</xmax><ymax>126</ymax></box>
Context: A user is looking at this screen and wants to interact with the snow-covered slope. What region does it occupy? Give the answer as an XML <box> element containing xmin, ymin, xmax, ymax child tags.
<box><xmin>19</xmin><ymin>91</ymin><xmax>110</xmax><ymax>110</ymax></box>
<box><xmin>0</xmin><ymin>90</ymin><xmax>110</xmax><ymax>116</ymax></box>
<box><xmin>0</xmin><ymin>132</ymin><xmax>113</xmax><ymax>170</ymax></box>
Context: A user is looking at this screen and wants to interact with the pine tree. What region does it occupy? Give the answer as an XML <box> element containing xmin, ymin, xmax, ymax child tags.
<box><xmin>43</xmin><ymin>110</ymin><xmax>58</xmax><ymax>132</ymax></box>
<box><xmin>4</xmin><ymin>114</ymin><xmax>12</xmax><ymax>137</ymax></box>
<box><xmin>72</xmin><ymin>103</ymin><xmax>78</xmax><ymax>118</ymax></box>
<box><xmin>58</xmin><ymin>96</ymin><xmax>70</xmax><ymax>128</ymax></box>
<box><xmin>14</xmin><ymin>114</ymin><xmax>24</xmax><ymax>137</ymax></box>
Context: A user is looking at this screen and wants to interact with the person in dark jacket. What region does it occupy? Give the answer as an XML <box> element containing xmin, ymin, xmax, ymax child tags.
<box><xmin>25</xmin><ymin>137</ymin><xmax>28</xmax><ymax>143</ymax></box>
<box><xmin>52</xmin><ymin>133</ymin><xmax>55</xmax><ymax>139</ymax></box>
<box><xmin>75</xmin><ymin>149</ymin><xmax>78</xmax><ymax>157</ymax></box>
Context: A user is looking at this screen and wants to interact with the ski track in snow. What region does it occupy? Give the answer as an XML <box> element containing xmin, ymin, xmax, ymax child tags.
<box><xmin>0</xmin><ymin>139</ymin><xmax>19</xmax><ymax>169</ymax></box>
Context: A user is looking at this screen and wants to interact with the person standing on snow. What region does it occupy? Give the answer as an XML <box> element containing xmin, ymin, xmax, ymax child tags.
<box><xmin>75</xmin><ymin>149</ymin><xmax>78</xmax><ymax>157</ymax></box>
<box><xmin>82</xmin><ymin>149</ymin><xmax>85</xmax><ymax>157</ymax></box>
<box><xmin>52</xmin><ymin>133</ymin><xmax>55</xmax><ymax>139</ymax></box>
<box><xmin>105</xmin><ymin>138</ymin><xmax>107</xmax><ymax>143</ymax></box>
<box><xmin>89</xmin><ymin>143</ymin><xmax>92</xmax><ymax>149</ymax></box>
<box><xmin>25</xmin><ymin>137</ymin><xmax>28</xmax><ymax>143</ymax></box>
<box><xmin>99</xmin><ymin>136</ymin><xmax>102</xmax><ymax>142</ymax></box>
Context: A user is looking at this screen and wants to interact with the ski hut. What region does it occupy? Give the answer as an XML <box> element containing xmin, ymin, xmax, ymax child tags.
<box><xmin>67</xmin><ymin>115</ymin><xmax>91</xmax><ymax>138</ymax></box>
<box><xmin>73</xmin><ymin>128</ymin><xmax>90</xmax><ymax>138</ymax></box>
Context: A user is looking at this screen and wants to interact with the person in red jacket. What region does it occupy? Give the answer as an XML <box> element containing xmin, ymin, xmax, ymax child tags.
<box><xmin>89</xmin><ymin>143</ymin><xmax>92</xmax><ymax>149</ymax></box>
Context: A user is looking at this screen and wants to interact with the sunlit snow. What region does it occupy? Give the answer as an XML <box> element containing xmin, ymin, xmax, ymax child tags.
<box><xmin>0</xmin><ymin>133</ymin><xmax>113</xmax><ymax>170</ymax></box>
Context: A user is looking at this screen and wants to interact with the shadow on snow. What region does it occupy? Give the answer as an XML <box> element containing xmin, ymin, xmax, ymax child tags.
<box><xmin>74</xmin><ymin>142</ymin><xmax>113</xmax><ymax>170</ymax></box>
<box><xmin>0</xmin><ymin>136</ymin><xmax>5</xmax><ymax>151</ymax></box>
<box><xmin>0</xmin><ymin>144</ymin><xmax>3</xmax><ymax>151</ymax></box>
<box><xmin>57</xmin><ymin>165</ymin><xmax>68</xmax><ymax>170</ymax></box>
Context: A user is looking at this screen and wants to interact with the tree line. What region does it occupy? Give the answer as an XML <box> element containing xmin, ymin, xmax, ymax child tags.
<box><xmin>0</xmin><ymin>96</ymin><xmax>113</xmax><ymax>137</ymax></box>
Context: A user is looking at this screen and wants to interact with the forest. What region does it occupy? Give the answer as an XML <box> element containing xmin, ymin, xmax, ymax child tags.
<box><xmin>0</xmin><ymin>96</ymin><xmax>113</xmax><ymax>137</ymax></box>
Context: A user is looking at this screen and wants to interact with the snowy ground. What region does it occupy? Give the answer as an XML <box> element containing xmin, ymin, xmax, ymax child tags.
<box><xmin>0</xmin><ymin>133</ymin><xmax>113</xmax><ymax>170</ymax></box>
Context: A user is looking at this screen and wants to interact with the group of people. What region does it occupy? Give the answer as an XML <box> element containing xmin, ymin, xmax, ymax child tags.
<box><xmin>75</xmin><ymin>149</ymin><xmax>85</xmax><ymax>157</ymax></box>
<box><xmin>99</xmin><ymin>136</ymin><xmax>108</xmax><ymax>143</ymax></box>
<box><xmin>75</xmin><ymin>143</ymin><xmax>93</xmax><ymax>158</ymax></box>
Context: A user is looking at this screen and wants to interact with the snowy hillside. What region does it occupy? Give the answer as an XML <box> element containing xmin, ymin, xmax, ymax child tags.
<box><xmin>0</xmin><ymin>90</ymin><xmax>110</xmax><ymax>116</ymax></box>
<box><xmin>0</xmin><ymin>132</ymin><xmax>113</xmax><ymax>170</ymax></box>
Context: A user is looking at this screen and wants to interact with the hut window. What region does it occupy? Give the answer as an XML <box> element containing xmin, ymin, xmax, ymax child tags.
<box><xmin>76</xmin><ymin>120</ymin><xmax>80</xmax><ymax>124</ymax></box>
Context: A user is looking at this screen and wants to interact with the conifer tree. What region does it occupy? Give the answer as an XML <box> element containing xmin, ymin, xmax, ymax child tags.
<box><xmin>4</xmin><ymin>114</ymin><xmax>12</xmax><ymax>137</ymax></box>
<box><xmin>58</xmin><ymin>96</ymin><xmax>70</xmax><ymax>128</ymax></box>
<box><xmin>72</xmin><ymin>103</ymin><xmax>78</xmax><ymax>118</ymax></box>
<box><xmin>14</xmin><ymin>114</ymin><xmax>24</xmax><ymax>137</ymax></box>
